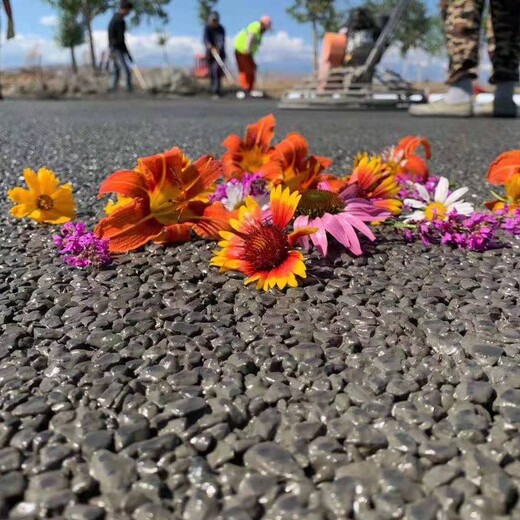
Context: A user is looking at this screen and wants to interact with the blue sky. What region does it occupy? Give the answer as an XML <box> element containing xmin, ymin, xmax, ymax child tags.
<box><xmin>2</xmin><ymin>0</ymin><xmax>450</xmax><ymax>79</ymax></box>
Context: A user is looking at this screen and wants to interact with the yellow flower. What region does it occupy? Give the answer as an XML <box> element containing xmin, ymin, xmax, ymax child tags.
<box><xmin>8</xmin><ymin>168</ymin><xmax>76</xmax><ymax>224</ymax></box>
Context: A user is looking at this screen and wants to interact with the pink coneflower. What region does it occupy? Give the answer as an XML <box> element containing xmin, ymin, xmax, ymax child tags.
<box><xmin>293</xmin><ymin>187</ymin><xmax>389</xmax><ymax>257</ymax></box>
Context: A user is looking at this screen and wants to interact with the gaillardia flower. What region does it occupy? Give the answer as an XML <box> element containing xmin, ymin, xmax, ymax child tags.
<box><xmin>211</xmin><ymin>186</ymin><xmax>316</xmax><ymax>291</ymax></box>
<box><xmin>294</xmin><ymin>188</ymin><xmax>388</xmax><ymax>257</ymax></box>
<box><xmin>8</xmin><ymin>167</ymin><xmax>76</xmax><ymax>224</ymax></box>
<box><xmin>95</xmin><ymin>147</ymin><xmax>222</xmax><ymax>252</ymax></box>
<box><xmin>404</xmin><ymin>177</ymin><xmax>474</xmax><ymax>222</ymax></box>
<box><xmin>349</xmin><ymin>153</ymin><xmax>402</xmax><ymax>215</ymax></box>
<box><xmin>487</xmin><ymin>150</ymin><xmax>520</xmax><ymax>186</ymax></box>
<box><xmin>222</xmin><ymin>114</ymin><xmax>280</xmax><ymax>180</ymax></box>
<box><xmin>263</xmin><ymin>132</ymin><xmax>333</xmax><ymax>191</ymax></box>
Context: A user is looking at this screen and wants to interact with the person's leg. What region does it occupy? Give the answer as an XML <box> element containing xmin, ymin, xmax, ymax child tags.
<box><xmin>210</xmin><ymin>59</ymin><xmax>221</xmax><ymax>95</ymax></box>
<box><xmin>488</xmin><ymin>0</ymin><xmax>520</xmax><ymax>115</ymax></box>
<box><xmin>410</xmin><ymin>0</ymin><xmax>484</xmax><ymax>116</ymax></box>
<box><xmin>245</xmin><ymin>55</ymin><xmax>256</xmax><ymax>92</ymax></box>
<box><xmin>110</xmin><ymin>51</ymin><xmax>121</xmax><ymax>92</ymax></box>
<box><xmin>121</xmin><ymin>53</ymin><xmax>133</xmax><ymax>92</ymax></box>
<box><xmin>235</xmin><ymin>51</ymin><xmax>250</xmax><ymax>91</ymax></box>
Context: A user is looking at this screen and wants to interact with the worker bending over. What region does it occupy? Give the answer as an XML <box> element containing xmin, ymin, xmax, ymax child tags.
<box><xmin>234</xmin><ymin>16</ymin><xmax>272</xmax><ymax>97</ymax></box>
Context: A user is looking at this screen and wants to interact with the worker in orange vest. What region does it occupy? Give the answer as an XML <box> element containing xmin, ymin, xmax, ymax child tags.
<box><xmin>234</xmin><ymin>16</ymin><xmax>272</xmax><ymax>98</ymax></box>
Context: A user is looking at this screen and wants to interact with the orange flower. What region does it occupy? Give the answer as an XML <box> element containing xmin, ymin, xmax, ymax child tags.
<box><xmin>222</xmin><ymin>114</ymin><xmax>278</xmax><ymax>179</ymax></box>
<box><xmin>211</xmin><ymin>186</ymin><xmax>316</xmax><ymax>291</ymax></box>
<box><xmin>349</xmin><ymin>153</ymin><xmax>402</xmax><ymax>215</ymax></box>
<box><xmin>487</xmin><ymin>150</ymin><xmax>520</xmax><ymax>186</ymax></box>
<box><xmin>263</xmin><ymin>132</ymin><xmax>333</xmax><ymax>191</ymax></box>
<box><xmin>383</xmin><ymin>136</ymin><xmax>431</xmax><ymax>183</ymax></box>
<box><xmin>95</xmin><ymin>147</ymin><xmax>222</xmax><ymax>253</ymax></box>
<box><xmin>486</xmin><ymin>173</ymin><xmax>520</xmax><ymax>213</ymax></box>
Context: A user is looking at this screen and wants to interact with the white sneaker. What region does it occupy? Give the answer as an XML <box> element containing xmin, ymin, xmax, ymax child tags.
<box><xmin>236</xmin><ymin>91</ymin><xmax>247</xmax><ymax>100</ymax></box>
<box><xmin>250</xmin><ymin>90</ymin><xmax>265</xmax><ymax>98</ymax></box>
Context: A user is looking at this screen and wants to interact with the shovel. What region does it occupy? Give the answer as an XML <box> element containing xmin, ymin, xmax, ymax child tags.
<box><xmin>211</xmin><ymin>48</ymin><xmax>236</xmax><ymax>85</ymax></box>
<box><xmin>132</xmin><ymin>64</ymin><xmax>149</xmax><ymax>90</ymax></box>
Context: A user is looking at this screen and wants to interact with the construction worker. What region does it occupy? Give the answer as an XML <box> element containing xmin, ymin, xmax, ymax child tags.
<box><xmin>108</xmin><ymin>0</ymin><xmax>134</xmax><ymax>93</ymax></box>
<box><xmin>234</xmin><ymin>16</ymin><xmax>272</xmax><ymax>97</ymax></box>
<box><xmin>410</xmin><ymin>0</ymin><xmax>520</xmax><ymax>117</ymax></box>
<box><xmin>203</xmin><ymin>11</ymin><xmax>226</xmax><ymax>98</ymax></box>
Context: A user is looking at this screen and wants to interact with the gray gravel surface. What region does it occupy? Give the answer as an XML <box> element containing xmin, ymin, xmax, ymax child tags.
<box><xmin>1</xmin><ymin>99</ymin><xmax>520</xmax><ymax>520</ymax></box>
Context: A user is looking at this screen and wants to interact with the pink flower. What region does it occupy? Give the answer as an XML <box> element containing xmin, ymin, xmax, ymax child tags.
<box><xmin>293</xmin><ymin>187</ymin><xmax>389</xmax><ymax>257</ymax></box>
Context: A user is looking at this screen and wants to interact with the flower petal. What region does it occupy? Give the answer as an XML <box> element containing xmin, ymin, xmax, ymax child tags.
<box><xmin>95</xmin><ymin>198</ymin><xmax>162</xmax><ymax>253</ymax></box>
<box><xmin>270</xmin><ymin>185</ymin><xmax>300</xmax><ymax>229</ymax></box>
<box><xmin>23</xmin><ymin>168</ymin><xmax>39</xmax><ymax>193</ymax></box>
<box><xmin>444</xmin><ymin>186</ymin><xmax>469</xmax><ymax>206</ymax></box>
<box><xmin>98</xmin><ymin>169</ymin><xmax>149</xmax><ymax>199</ymax></box>
<box><xmin>37</xmin><ymin>168</ymin><xmax>61</xmax><ymax>195</ymax></box>
<box><xmin>434</xmin><ymin>177</ymin><xmax>450</xmax><ymax>203</ymax></box>
<box><xmin>8</xmin><ymin>187</ymin><xmax>34</xmax><ymax>205</ymax></box>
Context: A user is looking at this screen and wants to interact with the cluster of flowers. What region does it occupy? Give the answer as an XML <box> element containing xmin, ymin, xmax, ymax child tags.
<box><xmin>7</xmin><ymin>114</ymin><xmax>520</xmax><ymax>291</ymax></box>
<box><xmin>53</xmin><ymin>222</ymin><xmax>111</xmax><ymax>268</ymax></box>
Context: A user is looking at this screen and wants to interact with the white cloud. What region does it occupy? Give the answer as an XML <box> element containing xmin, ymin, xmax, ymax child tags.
<box><xmin>40</xmin><ymin>15</ymin><xmax>58</xmax><ymax>27</ymax></box>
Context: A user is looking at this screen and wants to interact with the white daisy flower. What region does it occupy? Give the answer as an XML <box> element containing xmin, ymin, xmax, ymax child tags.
<box><xmin>403</xmin><ymin>177</ymin><xmax>474</xmax><ymax>222</ymax></box>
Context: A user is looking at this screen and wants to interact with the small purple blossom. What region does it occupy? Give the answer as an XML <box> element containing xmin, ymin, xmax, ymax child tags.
<box><xmin>54</xmin><ymin>222</ymin><xmax>111</xmax><ymax>268</ymax></box>
<box><xmin>399</xmin><ymin>211</ymin><xmax>501</xmax><ymax>252</ymax></box>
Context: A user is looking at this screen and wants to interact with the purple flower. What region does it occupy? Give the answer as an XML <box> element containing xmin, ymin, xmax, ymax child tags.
<box><xmin>399</xmin><ymin>211</ymin><xmax>501</xmax><ymax>252</ymax></box>
<box><xmin>54</xmin><ymin>222</ymin><xmax>111</xmax><ymax>268</ymax></box>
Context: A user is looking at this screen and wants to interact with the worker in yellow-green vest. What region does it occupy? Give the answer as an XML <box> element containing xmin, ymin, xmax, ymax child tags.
<box><xmin>234</xmin><ymin>16</ymin><xmax>272</xmax><ymax>97</ymax></box>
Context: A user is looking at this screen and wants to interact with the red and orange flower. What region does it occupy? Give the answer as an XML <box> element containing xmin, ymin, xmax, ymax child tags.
<box><xmin>95</xmin><ymin>147</ymin><xmax>223</xmax><ymax>253</ymax></box>
<box><xmin>382</xmin><ymin>135</ymin><xmax>431</xmax><ymax>183</ymax></box>
<box><xmin>211</xmin><ymin>185</ymin><xmax>316</xmax><ymax>291</ymax></box>
<box><xmin>222</xmin><ymin>114</ymin><xmax>280</xmax><ymax>180</ymax></box>
<box><xmin>348</xmin><ymin>153</ymin><xmax>402</xmax><ymax>215</ymax></box>
<box><xmin>263</xmin><ymin>132</ymin><xmax>333</xmax><ymax>191</ymax></box>
<box><xmin>487</xmin><ymin>150</ymin><xmax>520</xmax><ymax>186</ymax></box>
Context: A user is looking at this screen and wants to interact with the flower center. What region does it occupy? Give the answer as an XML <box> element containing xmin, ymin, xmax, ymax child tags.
<box><xmin>296</xmin><ymin>190</ymin><xmax>344</xmax><ymax>218</ymax></box>
<box><xmin>242</xmin><ymin>223</ymin><xmax>289</xmax><ymax>271</ymax></box>
<box><xmin>424</xmin><ymin>201</ymin><xmax>447</xmax><ymax>221</ymax></box>
<box><xmin>37</xmin><ymin>195</ymin><xmax>54</xmax><ymax>211</ymax></box>
<box><xmin>241</xmin><ymin>147</ymin><xmax>270</xmax><ymax>173</ymax></box>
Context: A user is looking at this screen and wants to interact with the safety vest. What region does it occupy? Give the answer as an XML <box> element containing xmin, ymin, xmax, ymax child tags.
<box><xmin>234</xmin><ymin>21</ymin><xmax>262</xmax><ymax>55</ymax></box>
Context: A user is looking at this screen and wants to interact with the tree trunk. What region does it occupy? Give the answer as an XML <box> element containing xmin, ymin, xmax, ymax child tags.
<box><xmin>312</xmin><ymin>19</ymin><xmax>319</xmax><ymax>74</ymax></box>
<box><xmin>84</xmin><ymin>10</ymin><xmax>97</xmax><ymax>70</ymax></box>
<box><xmin>70</xmin><ymin>46</ymin><xmax>78</xmax><ymax>74</ymax></box>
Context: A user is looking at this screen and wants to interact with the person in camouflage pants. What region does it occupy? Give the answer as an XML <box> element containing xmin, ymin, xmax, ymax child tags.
<box><xmin>411</xmin><ymin>0</ymin><xmax>520</xmax><ymax>117</ymax></box>
<box><xmin>442</xmin><ymin>0</ymin><xmax>520</xmax><ymax>85</ymax></box>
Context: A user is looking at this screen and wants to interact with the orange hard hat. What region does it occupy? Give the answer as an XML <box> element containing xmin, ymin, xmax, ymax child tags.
<box><xmin>260</xmin><ymin>16</ymin><xmax>272</xmax><ymax>30</ymax></box>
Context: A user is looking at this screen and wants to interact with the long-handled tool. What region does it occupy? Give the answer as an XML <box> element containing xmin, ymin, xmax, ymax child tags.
<box><xmin>132</xmin><ymin>64</ymin><xmax>148</xmax><ymax>90</ymax></box>
<box><xmin>211</xmin><ymin>48</ymin><xmax>236</xmax><ymax>85</ymax></box>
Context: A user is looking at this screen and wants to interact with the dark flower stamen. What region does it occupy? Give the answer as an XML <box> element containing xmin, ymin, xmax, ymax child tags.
<box><xmin>296</xmin><ymin>189</ymin><xmax>344</xmax><ymax>218</ymax></box>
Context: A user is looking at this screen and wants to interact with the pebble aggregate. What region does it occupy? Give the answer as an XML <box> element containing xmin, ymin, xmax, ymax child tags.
<box><xmin>1</xmin><ymin>99</ymin><xmax>520</xmax><ymax>519</ymax></box>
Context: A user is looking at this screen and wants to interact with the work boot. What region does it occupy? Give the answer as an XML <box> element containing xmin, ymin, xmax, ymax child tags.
<box><xmin>473</xmin><ymin>101</ymin><xmax>517</xmax><ymax>118</ymax></box>
<box><xmin>409</xmin><ymin>100</ymin><xmax>472</xmax><ymax>117</ymax></box>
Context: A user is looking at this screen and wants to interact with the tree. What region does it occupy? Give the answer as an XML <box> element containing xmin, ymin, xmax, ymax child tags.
<box><xmin>156</xmin><ymin>30</ymin><xmax>169</xmax><ymax>66</ymax></box>
<box><xmin>56</xmin><ymin>9</ymin><xmax>85</xmax><ymax>73</ymax></box>
<box><xmin>362</xmin><ymin>0</ymin><xmax>440</xmax><ymax>56</ymax></box>
<box><xmin>198</xmin><ymin>0</ymin><xmax>218</xmax><ymax>26</ymax></box>
<box><xmin>45</xmin><ymin>0</ymin><xmax>172</xmax><ymax>70</ymax></box>
<box><xmin>286</xmin><ymin>0</ymin><xmax>338</xmax><ymax>73</ymax></box>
